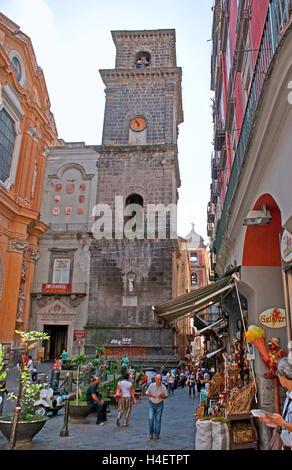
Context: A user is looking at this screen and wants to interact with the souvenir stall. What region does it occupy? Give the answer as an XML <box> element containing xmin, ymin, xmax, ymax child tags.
<box><xmin>195</xmin><ymin>285</ymin><xmax>260</xmax><ymax>450</ymax></box>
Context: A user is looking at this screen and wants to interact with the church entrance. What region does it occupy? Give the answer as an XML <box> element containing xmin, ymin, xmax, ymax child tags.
<box><xmin>43</xmin><ymin>324</ymin><xmax>68</xmax><ymax>361</ymax></box>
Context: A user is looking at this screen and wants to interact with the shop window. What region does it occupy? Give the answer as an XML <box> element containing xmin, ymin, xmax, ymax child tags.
<box><xmin>0</xmin><ymin>108</ymin><xmax>16</xmax><ymax>183</ymax></box>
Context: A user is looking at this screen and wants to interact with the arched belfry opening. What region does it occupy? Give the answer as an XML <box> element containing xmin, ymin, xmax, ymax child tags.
<box><xmin>125</xmin><ymin>193</ymin><xmax>144</xmax><ymax>207</ymax></box>
<box><xmin>135</xmin><ymin>51</ymin><xmax>151</xmax><ymax>69</ymax></box>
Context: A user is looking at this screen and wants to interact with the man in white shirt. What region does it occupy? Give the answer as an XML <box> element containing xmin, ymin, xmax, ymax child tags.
<box><xmin>146</xmin><ymin>374</ymin><xmax>168</xmax><ymax>440</ymax></box>
<box><xmin>166</xmin><ymin>370</ymin><xmax>175</xmax><ymax>395</ymax></box>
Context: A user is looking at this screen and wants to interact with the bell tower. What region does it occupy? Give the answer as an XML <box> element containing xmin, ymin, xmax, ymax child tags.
<box><xmin>85</xmin><ymin>29</ymin><xmax>184</xmax><ymax>365</ymax></box>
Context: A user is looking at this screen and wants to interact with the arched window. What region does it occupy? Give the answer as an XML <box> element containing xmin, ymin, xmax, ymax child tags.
<box><xmin>125</xmin><ymin>194</ymin><xmax>144</xmax><ymax>207</ymax></box>
<box><xmin>124</xmin><ymin>194</ymin><xmax>144</xmax><ymax>238</ymax></box>
<box><xmin>135</xmin><ymin>51</ymin><xmax>151</xmax><ymax>69</ymax></box>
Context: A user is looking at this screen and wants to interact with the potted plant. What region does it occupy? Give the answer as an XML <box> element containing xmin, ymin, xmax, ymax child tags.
<box><xmin>68</xmin><ymin>353</ymin><xmax>94</xmax><ymax>423</ymax></box>
<box><xmin>0</xmin><ymin>330</ymin><xmax>49</xmax><ymax>449</ymax></box>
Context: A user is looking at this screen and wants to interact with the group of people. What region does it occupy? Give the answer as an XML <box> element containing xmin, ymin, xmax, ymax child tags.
<box><xmin>164</xmin><ymin>366</ymin><xmax>214</xmax><ymax>398</ymax></box>
<box><xmin>86</xmin><ymin>371</ymin><xmax>168</xmax><ymax>440</ymax></box>
<box><xmin>86</xmin><ymin>365</ymin><xmax>217</xmax><ymax>440</ymax></box>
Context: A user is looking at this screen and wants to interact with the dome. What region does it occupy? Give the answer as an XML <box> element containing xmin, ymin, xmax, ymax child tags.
<box><xmin>185</xmin><ymin>223</ymin><xmax>206</xmax><ymax>249</ymax></box>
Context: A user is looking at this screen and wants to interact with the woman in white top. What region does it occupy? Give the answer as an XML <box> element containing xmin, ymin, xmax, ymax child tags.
<box><xmin>116</xmin><ymin>372</ymin><xmax>136</xmax><ymax>427</ymax></box>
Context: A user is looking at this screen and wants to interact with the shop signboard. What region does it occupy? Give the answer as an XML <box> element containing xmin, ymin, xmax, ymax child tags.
<box><xmin>281</xmin><ymin>229</ymin><xmax>292</xmax><ymax>263</ymax></box>
<box><xmin>42</xmin><ymin>283</ymin><xmax>71</xmax><ymax>294</ymax></box>
<box><xmin>73</xmin><ymin>330</ymin><xmax>85</xmax><ymax>340</ymax></box>
<box><xmin>259</xmin><ymin>308</ymin><xmax>286</xmax><ymax>328</ymax></box>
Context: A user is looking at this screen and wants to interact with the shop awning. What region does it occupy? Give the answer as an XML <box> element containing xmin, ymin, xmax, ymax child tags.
<box><xmin>153</xmin><ymin>273</ymin><xmax>237</xmax><ymax>326</ymax></box>
<box><xmin>195</xmin><ymin>318</ymin><xmax>225</xmax><ymax>335</ymax></box>
<box><xmin>205</xmin><ymin>348</ymin><xmax>224</xmax><ymax>359</ymax></box>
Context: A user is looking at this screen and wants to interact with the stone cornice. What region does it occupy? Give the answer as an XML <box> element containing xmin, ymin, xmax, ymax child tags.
<box><xmin>111</xmin><ymin>29</ymin><xmax>175</xmax><ymax>43</ymax></box>
<box><xmin>96</xmin><ymin>143</ymin><xmax>178</xmax><ymax>154</ymax></box>
<box><xmin>99</xmin><ymin>67</ymin><xmax>182</xmax><ymax>85</ymax></box>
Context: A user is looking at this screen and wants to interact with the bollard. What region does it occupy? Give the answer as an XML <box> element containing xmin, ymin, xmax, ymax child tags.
<box><xmin>9</xmin><ymin>406</ymin><xmax>21</xmax><ymax>450</ymax></box>
<box><xmin>60</xmin><ymin>399</ymin><xmax>70</xmax><ymax>437</ymax></box>
<box><xmin>60</xmin><ymin>392</ymin><xmax>75</xmax><ymax>437</ymax></box>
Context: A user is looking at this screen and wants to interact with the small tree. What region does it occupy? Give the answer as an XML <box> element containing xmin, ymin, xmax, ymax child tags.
<box><xmin>13</xmin><ymin>330</ymin><xmax>50</xmax><ymax>411</ymax></box>
<box><xmin>0</xmin><ymin>345</ymin><xmax>7</xmax><ymax>390</ymax></box>
<box><xmin>7</xmin><ymin>330</ymin><xmax>49</xmax><ymax>450</ymax></box>
<box><xmin>71</xmin><ymin>353</ymin><xmax>90</xmax><ymax>405</ymax></box>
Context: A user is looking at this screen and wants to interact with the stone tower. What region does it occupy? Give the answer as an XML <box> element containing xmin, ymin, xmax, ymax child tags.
<box><xmin>85</xmin><ymin>29</ymin><xmax>183</xmax><ymax>365</ymax></box>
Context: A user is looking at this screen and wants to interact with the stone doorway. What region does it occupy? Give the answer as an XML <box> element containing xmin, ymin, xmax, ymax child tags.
<box><xmin>43</xmin><ymin>324</ymin><xmax>68</xmax><ymax>361</ymax></box>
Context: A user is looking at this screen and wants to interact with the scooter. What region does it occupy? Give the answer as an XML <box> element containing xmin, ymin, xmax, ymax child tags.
<box><xmin>33</xmin><ymin>383</ymin><xmax>68</xmax><ymax>417</ymax></box>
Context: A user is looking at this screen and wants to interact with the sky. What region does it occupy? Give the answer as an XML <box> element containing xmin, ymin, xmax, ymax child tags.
<box><xmin>1</xmin><ymin>0</ymin><xmax>214</xmax><ymax>242</ymax></box>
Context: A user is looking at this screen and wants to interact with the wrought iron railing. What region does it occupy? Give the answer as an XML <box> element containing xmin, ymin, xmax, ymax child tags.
<box><xmin>216</xmin><ymin>0</ymin><xmax>292</xmax><ymax>255</ymax></box>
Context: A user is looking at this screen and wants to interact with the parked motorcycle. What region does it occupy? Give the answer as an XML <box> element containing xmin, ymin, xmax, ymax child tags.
<box><xmin>33</xmin><ymin>383</ymin><xmax>69</xmax><ymax>417</ymax></box>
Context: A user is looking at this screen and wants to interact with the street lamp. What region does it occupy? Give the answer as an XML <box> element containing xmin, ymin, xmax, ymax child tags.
<box><xmin>243</xmin><ymin>205</ymin><xmax>272</xmax><ymax>226</ymax></box>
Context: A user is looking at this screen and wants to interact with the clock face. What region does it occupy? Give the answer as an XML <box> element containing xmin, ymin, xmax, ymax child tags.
<box><xmin>130</xmin><ymin>117</ymin><xmax>146</xmax><ymax>132</ymax></box>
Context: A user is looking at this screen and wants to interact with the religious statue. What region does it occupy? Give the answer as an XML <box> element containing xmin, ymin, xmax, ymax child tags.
<box><xmin>127</xmin><ymin>273</ymin><xmax>135</xmax><ymax>293</ymax></box>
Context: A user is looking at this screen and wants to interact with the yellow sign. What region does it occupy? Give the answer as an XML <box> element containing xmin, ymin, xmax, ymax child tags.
<box><xmin>259</xmin><ymin>308</ymin><xmax>286</xmax><ymax>328</ymax></box>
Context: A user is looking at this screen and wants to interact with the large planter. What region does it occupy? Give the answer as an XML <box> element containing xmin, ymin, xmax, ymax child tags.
<box><xmin>68</xmin><ymin>404</ymin><xmax>94</xmax><ymax>423</ymax></box>
<box><xmin>0</xmin><ymin>418</ymin><xmax>47</xmax><ymax>448</ymax></box>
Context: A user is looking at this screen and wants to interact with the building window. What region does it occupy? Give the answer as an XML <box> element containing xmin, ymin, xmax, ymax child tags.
<box><xmin>0</xmin><ymin>108</ymin><xmax>16</xmax><ymax>183</ymax></box>
<box><xmin>11</xmin><ymin>56</ymin><xmax>22</xmax><ymax>82</ymax></box>
<box><xmin>191</xmin><ymin>272</ymin><xmax>198</xmax><ymax>286</ymax></box>
<box><xmin>135</xmin><ymin>51</ymin><xmax>151</xmax><ymax>69</ymax></box>
<box><xmin>126</xmin><ymin>194</ymin><xmax>144</xmax><ymax>207</ymax></box>
<box><xmin>52</xmin><ymin>259</ymin><xmax>71</xmax><ymax>283</ymax></box>
<box><xmin>0</xmin><ymin>256</ymin><xmax>3</xmax><ymax>305</ymax></box>
<box><xmin>190</xmin><ymin>252</ymin><xmax>198</xmax><ymax>265</ymax></box>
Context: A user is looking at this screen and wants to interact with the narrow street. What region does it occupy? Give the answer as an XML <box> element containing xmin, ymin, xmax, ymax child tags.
<box><xmin>0</xmin><ymin>366</ymin><xmax>198</xmax><ymax>451</ymax></box>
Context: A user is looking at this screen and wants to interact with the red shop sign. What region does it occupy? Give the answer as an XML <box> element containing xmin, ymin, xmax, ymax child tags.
<box><xmin>74</xmin><ymin>330</ymin><xmax>86</xmax><ymax>340</ymax></box>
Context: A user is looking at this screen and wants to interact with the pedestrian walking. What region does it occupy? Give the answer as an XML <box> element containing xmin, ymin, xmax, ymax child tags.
<box><xmin>116</xmin><ymin>372</ymin><xmax>136</xmax><ymax>427</ymax></box>
<box><xmin>196</xmin><ymin>368</ymin><xmax>203</xmax><ymax>395</ymax></box>
<box><xmin>139</xmin><ymin>370</ymin><xmax>148</xmax><ymax>394</ymax></box>
<box><xmin>259</xmin><ymin>357</ymin><xmax>292</xmax><ymax>450</ymax></box>
<box><xmin>61</xmin><ymin>349</ymin><xmax>68</xmax><ymax>364</ymax></box>
<box><xmin>86</xmin><ymin>376</ymin><xmax>108</xmax><ymax>426</ymax></box>
<box><xmin>146</xmin><ymin>374</ymin><xmax>168</xmax><ymax>440</ymax></box>
<box><xmin>186</xmin><ymin>370</ymin><xmax>196</xmax><ymax>397</ymax></box>
<box><xmin>166</xmin><ymin>370</ymin><xmax>175</xmax><ymax>395</ymax></box>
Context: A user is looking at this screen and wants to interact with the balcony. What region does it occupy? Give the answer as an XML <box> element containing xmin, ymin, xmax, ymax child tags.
<box><xmin>216</xmin><ymin>0</ymin><xmax>292</xmax><ymax>256</ymax></box>
<box><xmin>31</xmin><ymin>282</ymin><xmax>88</xmax><ymax>295</ymax></box>
<box><xmin>214</xmin><ymin>122</ymin><xmax>225</xmax><ymax>151</ymax></box>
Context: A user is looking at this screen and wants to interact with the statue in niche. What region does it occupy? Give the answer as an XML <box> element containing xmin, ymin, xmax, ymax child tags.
<box><xmin>127</xmin><ymin>273</ymin><xmax>136</xmax><ymax>293</ymax></box>
<box><xmin>16</xmin><ymin>287</ymin><xmax>25</xmax><ymax>322</ymax></box>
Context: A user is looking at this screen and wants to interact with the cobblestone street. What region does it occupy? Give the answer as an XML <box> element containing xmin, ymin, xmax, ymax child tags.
<box><xmin>0</xmin><ymin>364</ymin><xmax>198</xmax><ymax>451</ymax></box>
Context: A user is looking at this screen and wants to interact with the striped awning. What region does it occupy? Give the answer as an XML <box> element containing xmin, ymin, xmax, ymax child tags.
<box><xmin>153</xmin><ymin>273</ymin><xmax>237</xmax><ymax>326</ymax></box>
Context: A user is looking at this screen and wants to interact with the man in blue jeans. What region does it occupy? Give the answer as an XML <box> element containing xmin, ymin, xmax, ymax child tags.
<box><xmin>86</xmin><ymin>376</ymin><xmax>107</xmax><ymax>425</ymax></box>
<box><xmin>146</xmin><ymin>374</ymin><xmax>168</xmax><ymax>439</ymax></box>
